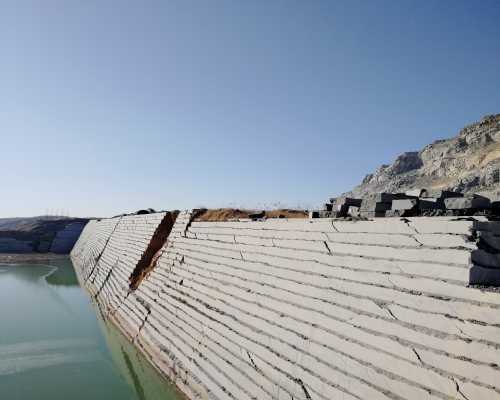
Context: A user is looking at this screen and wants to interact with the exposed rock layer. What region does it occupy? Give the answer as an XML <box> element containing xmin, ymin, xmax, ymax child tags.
<box><xmin>343</xmin><ymin>114</ymin><xmax>500</xmax><ymax>200</ymax></box>
<box><xmin>0</xmin><ymin>217</ymin><xmax>89</xmax><ymax>254</ymax></box>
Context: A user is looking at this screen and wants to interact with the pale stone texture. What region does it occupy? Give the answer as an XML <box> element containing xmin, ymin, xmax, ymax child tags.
<box><xmin>72</xmin><ymin>213</ymin><xmax>500</xmax><ymax>400</ymax></box>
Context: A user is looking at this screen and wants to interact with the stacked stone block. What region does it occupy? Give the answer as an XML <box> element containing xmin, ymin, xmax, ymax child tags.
<box><xmin>50</xmin><ymin>221</ymin><xmax>88</xmax><ymax>253</ymax></box>
<box><xmin>323</xmin><ymin>189</ymin><xmax>499</xmax><ymax>219</ymax></box>
<box><xmin>71</xmin><ymin>218</ymin><xmax>121</xmax><ymax>284</ymax></box>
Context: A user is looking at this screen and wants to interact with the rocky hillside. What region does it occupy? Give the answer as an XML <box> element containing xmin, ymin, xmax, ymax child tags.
<box><xmin>343</xmin><ymin>114</ymin><xmax>500</xmax><ymax>200</ymax></box>
<box><xmin>0</xmin><ymin>217</ymin><xmax>89</xmax><ymax>253</ymax></box>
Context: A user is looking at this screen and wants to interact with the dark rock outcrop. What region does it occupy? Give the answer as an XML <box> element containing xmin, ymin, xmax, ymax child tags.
<box><xmin>0</xmin><ymin>217</ymin><xmax>89</xmax><ymax>254</ymax></box>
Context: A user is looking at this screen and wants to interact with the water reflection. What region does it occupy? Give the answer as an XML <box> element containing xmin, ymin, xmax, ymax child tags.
<box><xmin>0</xmin><ymin>261</ymin><xmax>184</xmax><ymax>400</ymax></box>
<box><xmin>44</xmin><ymin>259</ymin><xmax>79</xmax><ymax>287</ymax></box>
<box><xmin>97</xmin><ymin>313</ymin><xmax>184</xmax><ymax>400</ymax></box>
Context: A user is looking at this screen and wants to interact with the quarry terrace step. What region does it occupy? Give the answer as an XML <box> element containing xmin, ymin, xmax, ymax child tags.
<box><xmin>71</xmin><ymin>211</ymin><xmax>500</xmax><ymax>400</ymax></box>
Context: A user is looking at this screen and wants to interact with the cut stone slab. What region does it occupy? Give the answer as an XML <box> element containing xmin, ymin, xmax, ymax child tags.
<box><xmin>491</xmin><ymin>201</ymin><xmax>500</xmax><ymax>215</ymax></box>
<box><xmin>385</xmin><ymin>210</ymin><xmax>406</xmax><ymax>217</ymax></box>
<box><xmin>478</xmin><ymin>231</ymin><xmax>500</xmax><ymax>251</ymax></box>
<box><xmin>392</xmin><ymin>199</ymin><xmax>418</xmax><ymax>211</ymax></box>
<box><xmin>471</xmin><ymin>250</ymin><xmax>500</xmax><ymax>269</ymax></box>
<box><xmin>374</xmin><ymin>192</ymin><xmax>415</xmax><ymax>203</ymax></box>
<box><xmin>405</xmin><ymin>189</ymin><xmax>426</xmax><ymax>197</ymax></box>
<box><xmin>422</xmin><ymin>189</ymin><xmax>463</xmax><ymax>199</ymax></box>
<box><xmin>360</xmin><ymin>199</ymin><xmax>392</xmax><ymax>213</ymax></box>
<box><xmin>445</xmin><ymin>195</ymin><xmax>491</xmax><ymax>210</ymax></box>
<box><xmin>359</xmin><ymin>211</ymin><xmax>386</xmax><ymax>218</ymax></box>
<box><xmin>336</xmin><ymin>204</ymin><xmax>349</xmax><ymax>217</ymax></box>
<box><xmin>469</xmin><ymin>265</ymin><xmax>500</xmax><ymax>286</ymax></box>
<box><xmin>418</xmin><ymin>198</ymin><xmax>443</xmax><ymax>210</ymax></box>
<box><xmin>336</xmin><ymin>198</ymin><xmax>363</xmax><ymax>208</ymax></box>
<box><xmin>311</xmin><ymin>210</ymin><xmax>336</xmax><ymax>218</ymax></box>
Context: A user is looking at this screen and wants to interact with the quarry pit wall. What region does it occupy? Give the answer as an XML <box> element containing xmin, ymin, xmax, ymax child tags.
<box><xmin>71</xmin><ymin>211</ymin><xmax>500</xmax><ymax>400</ymax></box>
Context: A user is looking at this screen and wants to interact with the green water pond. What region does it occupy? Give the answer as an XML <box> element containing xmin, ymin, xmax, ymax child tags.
<box><xmin>0</xmin><ymin>259</ymin><xmax>183</xmax><ymax>400</ymax></box>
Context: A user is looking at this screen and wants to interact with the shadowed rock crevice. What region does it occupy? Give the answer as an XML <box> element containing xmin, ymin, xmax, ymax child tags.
<box><xmin>129</xmin><ymin>211</ymin><xmax>179</xmax><ymax>290</ymax></box>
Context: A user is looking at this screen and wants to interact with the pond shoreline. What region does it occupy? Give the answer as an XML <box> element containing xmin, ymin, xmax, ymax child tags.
<box><xmin>0</xmin><ymin>253</ymin><xmax>69</xmax><ymax>265</ymax></box>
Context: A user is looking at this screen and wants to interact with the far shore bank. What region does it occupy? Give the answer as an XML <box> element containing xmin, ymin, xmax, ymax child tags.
<box><xmin>0</xmin><ymin>253</ymin><xmax>70</xmax><ymax>264</ymax></box>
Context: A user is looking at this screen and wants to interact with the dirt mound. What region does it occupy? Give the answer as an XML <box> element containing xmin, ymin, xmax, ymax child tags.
<box><xmin>195</xmin><ymin>208</ymin><xmax>308</xmax><ymax>222</ymax></box>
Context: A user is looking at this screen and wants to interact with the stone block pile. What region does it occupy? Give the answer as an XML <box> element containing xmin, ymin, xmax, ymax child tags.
<box><xmin>314</xmin><ymin>189</ymin><xmax>500</xmax><ymax>219</ymax></box>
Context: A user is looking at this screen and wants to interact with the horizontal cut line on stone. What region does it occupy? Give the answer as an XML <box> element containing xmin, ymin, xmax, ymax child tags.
<box><xmin>155</xmin><ymin>261</ymin><xmax>500</xmax><ymax>391</ymax></box>
<box><xmin>173</xmin><ymin>240</ymin><xmax>470</xmax><ymax>287</ymax></box>
<box><xmin>189</xmin><ymin>229</ymin><xmax>475</xmax><ymax>249</ymax></box>
<box><xmin>141</xmin><ymin>286</ymin><xmax>361</xmax><ymax>400</ymax></box>
<box><xmin>170</xmin><ymin>243</ymin><xmax>500</xmax><ymax>311</ymax></box>
<box><xmin>159</xmin><ymin>251</ymin><xmax>500</xmax><ymax>362</ymax></box>
<box><xmin>147</xmin><ymin>274</ymin><xmax>466</xmax><ymax>400</ymax></box>
<box><xmin>176</xmin><ymin>236</ymin><xmax>470</xmax><ymax>270</ymax></box>
<box><xmin>139</xmin><ymin>323</ymin><xmax>228</xmax><ymax>400</ymax></box>
<box><xmin>146</xmin><ymin>313</ymin><xmax>265</xmax><ymax>400</ymax></box>
<box><xmin>142</xmin><ymin>291</ymin><xmax>316</xmax><ymax>400</ymax></box>
<box><xmin>143</xmin><ymin>279</ymin><xmax>408</xmax><ymax>400</ymax></box>
<box><xmin>157</xmin><ymin>249</ymin><xmax>500</xmax><ymax>348</ymax></box>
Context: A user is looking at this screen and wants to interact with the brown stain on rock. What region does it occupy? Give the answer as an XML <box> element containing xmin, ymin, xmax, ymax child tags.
<box><xmin>129</xmin><ymin>211</ymin><xmax>179</xmax><ymax>290</ymax></box>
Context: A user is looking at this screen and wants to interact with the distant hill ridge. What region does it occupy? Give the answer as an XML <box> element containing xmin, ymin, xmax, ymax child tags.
<box><xmin>0</xmin><ymin>216</ymin><xmax>89</xmax><ymax>254</ymax></box>
<box><xmin>342</xmin><ymin>114</ymin><xmax>500</xmax><ymax>200</ymax></box>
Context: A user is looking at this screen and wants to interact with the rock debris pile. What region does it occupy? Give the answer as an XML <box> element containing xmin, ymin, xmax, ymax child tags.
<box><xmin>313</xmin><ymin>189</ymin><xmax>499</xmax><ymax>219</ymax></box>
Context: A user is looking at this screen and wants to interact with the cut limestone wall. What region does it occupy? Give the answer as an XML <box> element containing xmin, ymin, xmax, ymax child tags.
<box><xmin>72</xmin><ymin>212</ymin><xmax>500</xmax><ymax>400</ymax></box>
<box><xmin>50</xmin><ymin>221</ymin><xmax>88</xmax><ymax>253</ymax></box>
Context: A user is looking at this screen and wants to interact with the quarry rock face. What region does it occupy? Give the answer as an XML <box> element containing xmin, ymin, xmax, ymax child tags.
<box><xmin>72</xmin><ymin>210</ymin><xmax>500</xmax><ymax>400</ymax></box>
<box><xmin>344</xmin><ymin>114</ymin><xmax>500</xmax><ymax>201</ymax></box>
<box><xmin>0</xmin><ymin>217</ymin><xmax>89</xmax><ymax>254</ymax></box>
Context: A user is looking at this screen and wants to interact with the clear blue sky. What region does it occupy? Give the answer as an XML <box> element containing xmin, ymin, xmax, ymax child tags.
<box><xmin>1</xmin><ymin>0</ymin><xmax>499</xmax><ymax>217</ymax></box>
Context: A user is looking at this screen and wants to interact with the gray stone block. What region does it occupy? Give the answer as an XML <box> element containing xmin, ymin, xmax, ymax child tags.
<box><xmin>360</xmin><ymin>199</ymin><xmax>392</xmax><ymax>213</ymax></box>
<box><xmin>478</xmin><ymin>231</ymin><xmax>500</xmax><ymax>251</ymax></box>
<box><xmin>336</xmin><ymin>204</ymin><xmax>349</xmax><ymax>217</ymax></box>
<box><xmin>385</xmin><ymin>210</ymin><xmax>404</xmax><ymax>217</ymax></box>
<box><xmin>372</xmin><ymin>193</ymin><xmax>393</xmax><ymax>203</ymax></box>
<box><xmin>347</xmin><ymin>206</ymin><xmax>360</xmax><ymax>217</ymax></box>
<box><xmin>469</xmin><ymin>265</ymin><xmax>500</xmax><ymax>286</ymax></box>
<box><xmin>471</xmin><ymin>250</ymin><xmax>500</xmax><ymax>269</ymax></box>
<box><xmin>359</xmin><ymin>211</ymin><xmax>386</xmax><ymax>218</ymax></box>
<box><xmin>405</xmin><ymin>189</ymin><xmax>426</xmax><ymax>197</ymax></box>
<box><xmin>419</xmin><ymin>198</ymin><xmax>443</xmax><ymax>210</ymax></box>
<box><xmin>492</xmin><ymin>201</ymin><xmax>500</xmax><ymax>215</ymax></box>
<box><xmin>422</xmin><ymin>189</ymin><xmax>463</xmax><ymax>199</ymax></box>
<box><xmin>336</xmin><ymin>198</ymin><xmax>363</xmax><ymax>208</ymax></box>
<box><xmin>391</xmin><ymin>199</ymin><xmax>418</xmax><ymax>211</ymax></box>
<box><xmin>445</xmin><ymin>195</ymin><xmax>491</xmax><ymax>210</ymax></box>
<box><xmin>310</xmin><ymin>210</ymin><xmax>335</xmax><ymax>219</ymax></box>
<box><xmin>309</xmin><ymin>211</ymin><xmax>319</xmax><ymax>219</ymax></box>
